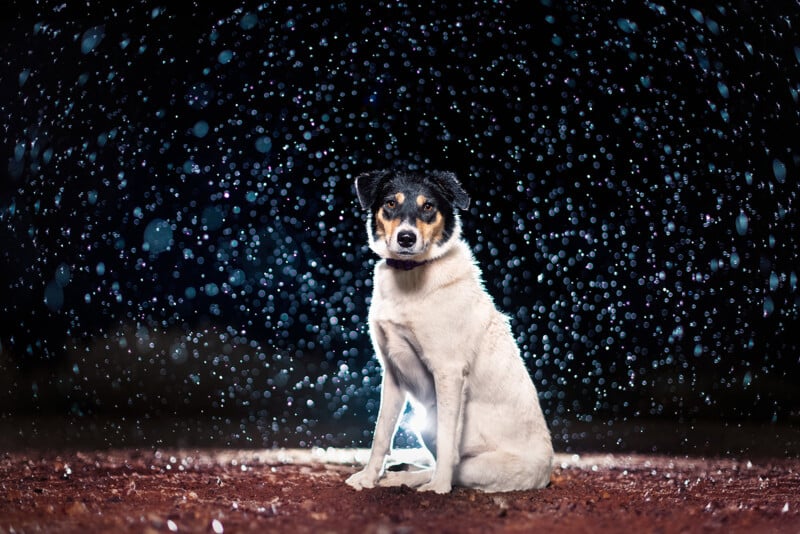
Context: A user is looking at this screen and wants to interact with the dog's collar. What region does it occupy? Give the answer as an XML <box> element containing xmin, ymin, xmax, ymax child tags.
<box><xmin>385</xmin><ymin>257</ymin><xmax>431</xmax><ymax>271</ymax></box>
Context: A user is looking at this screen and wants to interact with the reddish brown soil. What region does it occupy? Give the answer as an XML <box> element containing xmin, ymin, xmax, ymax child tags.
<box><xmin>1</xmin><ymin>449</ymin><xmax>798</xmax><ymax>533</ymax></box>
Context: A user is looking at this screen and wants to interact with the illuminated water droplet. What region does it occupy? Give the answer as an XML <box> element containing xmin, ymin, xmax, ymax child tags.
<box><xmin>255</xmin><ymin>136</ymin><xmax>273</xmax><ymax>154</ymax></box>
<box><xmin>769</xmin><ymin>272</ymin><xmax>779</xmax><ymax>291</ymax></box>
<box><xmin>240</xmin><ymin>13</ymin><xmax>258</xmax><ymax>30</ymax></box>
<box><xmin>717</xmin><ymin>81</ymin><xmax>729</xmax><ymax>99</ymax></box>
<box><xmin>143</xmin><ymin>219</ymin><xmax>173</xmax><ymax>255</ymax></box>
<box><xmin>772</xmin><ymin>159</ymin><xmax>786</xmax><ymax>183</ymax></box>
<box><xmin>763</xmin><ymin>296</ymin><xmax>774</xmax><ymax>317</ymax></box>
<box><xmin>55</xmin><ymin>263</ymin><xmax>71</xmax><ymax>287</ymax></box>
<box><xmin>218</xmin><ymin>50</ymin><xmax>233</xmax><ymax>64</ymax></box>
<box><xmin>80</xmin><ymin>26</ymin><xmax>105</xmax><ymax>54</ymax></box>
<box><xmin>229</xmin><ymin>269</ymin><xmax>246</xmax><ymax>286</ymax></box>
<box><xmin>735</xmin><ymin>211</ymin><xmax>748</xmax><ymax>235</ymax></box>
<box><xmin>193</xmin><ymin>121</ymin><xmax>210</xmax><ymax>138</ymax></box>
<box><xmin>617</xmin><ymin>18</ymin><xmax>638</xmax><ymax>33</ymax></box>
<box><xmin>44</xmin><ymin>281</ymin><xmax>64</xmax><ymax>311</ymax></box>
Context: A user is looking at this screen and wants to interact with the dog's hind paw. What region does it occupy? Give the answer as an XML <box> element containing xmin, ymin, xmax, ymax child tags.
<box><xmin>417</xmin><ymin>480</ymin><xmax>452</xmax><ymax>494</ymax></box>
<box><xmin>345</xmin><ymin>469</ymin><xmax>378</xmax><ymax>490</ymax></box>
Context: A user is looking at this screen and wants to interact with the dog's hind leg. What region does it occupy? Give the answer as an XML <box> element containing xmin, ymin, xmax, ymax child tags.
<box><xmin>454</xmin><ymin>448</ymin><xmax>553</xmax><ymax>492</ymax></box>
<box><xmin>378</xmin><ymin>467</ymin><xmax>433</xmax><ymax>488</ymax></box>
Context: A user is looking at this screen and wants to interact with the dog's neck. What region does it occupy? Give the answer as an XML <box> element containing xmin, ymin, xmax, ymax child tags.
<box><xmin>385</xmin><ymin>257</ymin><xmax>431</xmax><ymax>271</ymax></box>
<box><xmin>382</xmin><ymin>239</ymin><xmax>461</xmax><ymax>272</ymax></box>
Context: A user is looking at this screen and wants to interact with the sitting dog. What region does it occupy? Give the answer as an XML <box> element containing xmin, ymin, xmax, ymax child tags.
<box><xmin>345</xmin><ymin>169</ymin><xmax>553</xmax><ymax>494</ymax></box>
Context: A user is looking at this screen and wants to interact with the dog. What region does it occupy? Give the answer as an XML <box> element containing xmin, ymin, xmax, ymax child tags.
<box><xmin>345</xmin><ymin>169</ymin><xmax>553</xmax><ymax>494</ymax></box>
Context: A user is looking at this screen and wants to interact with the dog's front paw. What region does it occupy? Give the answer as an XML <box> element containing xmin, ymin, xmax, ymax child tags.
<box><xmin>345</xmin><ymin>469</ymin><xmax>379</xmax><ymax>490</ymax></box>
<box><xmin>417</xmin><ymin>479</ymin><xmax>452</xmax><ymax>494</ymax></box>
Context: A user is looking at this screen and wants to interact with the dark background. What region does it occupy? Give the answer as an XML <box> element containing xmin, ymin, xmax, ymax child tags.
<box><xmin>2</xmin><ymin>1</ymin><xmax>798</xmax><ymax>455</ymax></box>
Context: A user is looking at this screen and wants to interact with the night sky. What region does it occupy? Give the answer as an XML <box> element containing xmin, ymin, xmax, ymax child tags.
<box><xmin>1</xmin><ymin>1</ymin><xmax>798</xmax><ymax>452</ymax></box>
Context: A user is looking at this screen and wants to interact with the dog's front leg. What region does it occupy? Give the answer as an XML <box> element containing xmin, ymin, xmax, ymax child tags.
<box><xmin>345</xmin><ymin>367</ymin><xmax>406</xmax><ymax>490</ymax></box>
<box><xmin>418</xmin><ymin>365</ymin><xmax>467</xmax><ymax>494</ymax></box>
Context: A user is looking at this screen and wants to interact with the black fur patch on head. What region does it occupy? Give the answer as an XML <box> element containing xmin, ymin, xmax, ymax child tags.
<box><xmin>427</xmin><ymin>170</ymin><xmax>470</xmax><ymax>211</ymax></box>
<box><xmin>355</xmin><ymin>169</ymin><xmax>391</xmax><ymax>210</ymax></box>
<box><xmin>355</xmin><ymin>169</ymin><xmax>470</xmax><ymax>212</ymax></box>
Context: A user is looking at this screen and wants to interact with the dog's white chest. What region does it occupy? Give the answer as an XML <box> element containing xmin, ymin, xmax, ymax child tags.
<box><xmin>372</xmin><ymin>318</ymin><xmax>436</xmax><ymax>407</ymax></box>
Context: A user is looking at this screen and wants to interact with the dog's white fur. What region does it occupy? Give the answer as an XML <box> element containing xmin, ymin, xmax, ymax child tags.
<box><xmin>347</xmin><ymin>202</ymin><xmax>553</xmax><ymax>494</ymax></box>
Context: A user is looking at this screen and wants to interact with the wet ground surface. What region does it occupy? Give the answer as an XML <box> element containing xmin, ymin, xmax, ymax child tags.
<box><xmin>1</xmin><ymin>448</ymin><xmax>798</xmax><ymax>533</ymax></box>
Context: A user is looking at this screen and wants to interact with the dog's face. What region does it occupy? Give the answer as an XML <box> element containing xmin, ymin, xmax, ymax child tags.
<box><xmin>355</xmin><ymin>170</ymin><xmax>470</xmax><ymax>261</ymax></box>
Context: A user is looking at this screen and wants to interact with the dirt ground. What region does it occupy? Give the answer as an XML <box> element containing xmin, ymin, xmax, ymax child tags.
<box><xmin>1</xmin><ymin>448</ymin><xmax>798</xmax><ymax>533</ymax></box>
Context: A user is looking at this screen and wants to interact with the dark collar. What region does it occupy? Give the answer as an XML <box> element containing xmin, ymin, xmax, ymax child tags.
<box><xmin>385</xmin><ymin>257</ymin><xmax>430</xmax><ymax>271</ymax></box>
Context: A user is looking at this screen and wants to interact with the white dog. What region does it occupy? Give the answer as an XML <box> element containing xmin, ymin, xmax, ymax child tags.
<box><xmin>346</xmin><ymin>169</ymin><xmax>553</xmax><ymax>494</ymax></box>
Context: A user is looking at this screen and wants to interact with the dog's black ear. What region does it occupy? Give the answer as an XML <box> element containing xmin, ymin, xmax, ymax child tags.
<box><xmin>430</xmin><ymin>171</ymin><xmax>470</xmax><ymax>211</ymax></box>
<box><xmin>355</xmin><ymin>170</ymin><xmax>390</xmax><ymax>210</ymax></box>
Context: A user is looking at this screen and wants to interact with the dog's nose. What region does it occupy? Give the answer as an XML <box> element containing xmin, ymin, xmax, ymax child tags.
<box><xmin>397</xmin><ymin>231</ymin><xmax>417</xmax><ymax>248</ymax></box>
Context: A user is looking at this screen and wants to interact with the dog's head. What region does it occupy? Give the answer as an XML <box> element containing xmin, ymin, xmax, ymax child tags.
<box><xmin>355</xmin><ymin>169</ymin><xmax>470</xmax><ymax>261</ymax></box>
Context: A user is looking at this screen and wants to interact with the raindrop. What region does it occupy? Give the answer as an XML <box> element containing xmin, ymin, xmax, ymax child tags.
<box><xmin>80</xmin><ymin>26</ymin><xmax>105</xmax><ymax>54</ymax></box>
<box><xmin>192</xmin><ymin>121</ymin><xmax>210</xmax><ymax>138</ymax></box>
<box><xmin>204</xmin><ymin>283</ymin><xmax>220</xmax><ymax>297</ymax></box>
<box><xmin>143</xmin><ymin>219</ymin><xmax>173</xmax><ymax>255</ymax></box>
<box><xmin>769</xmin><ymin>272</ymin><xmax>779</xmax><ymax>291</ymax></box>
<box><xmin>229</xmin><ymin>270</ymin><xmax>246</xmax><ymax>286</ymax></box>
<box><xmin>255</xmin><ymin>136</ymin><xmax>273</xmax><ymax>154</ymax></box>
<box><xmin>55</xmin><ymin>263</ymin><xmax>71</xmax><ymax>287</ymax></box>
<box><xmin>772</xmin><ymin>159</ymin><xmax>786</xmax><ymax>183</ymax></box>
<box><xmin>617</xmin><ymin>18</ymin><xmax>638</xmax><ymax>33</ymax></box>
<box><xmin>763</xmin><ymin>297</ymin><xmax>775</xmax><ymax>317</ymax></box>
<box><xmin>717</xmin><ymin>81</ymin><xmax>729</xmax><ymax>99</ymax></box>
<box><xmin>44</xmin><ymin>282</ymin><xmax>64</xmax><ymax>311</ymax></box>
<box><xmin>240</xmin><ymin>13</ymin><xmax>258</xmax><ymax>30</ymax></box>
<box><xmin>735</xmin><ymin>211</ymin><xmax>748</xmax><ymax>236</ymax></box>
<box><xmin>218</xmin><ymin>50</ymin><xmax>233</xmax><ymax>64</ymax></box>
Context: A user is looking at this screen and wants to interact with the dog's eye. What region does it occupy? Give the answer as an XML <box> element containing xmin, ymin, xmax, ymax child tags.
<box><xmin>422</xmin><ymin>202</ymin><xmax>434</xmax><ymax>212</ymax></box>
<box><xmin>385</xmin><ymin>199</ymin><xmax>396</xmax><ymax>209</ymax></box>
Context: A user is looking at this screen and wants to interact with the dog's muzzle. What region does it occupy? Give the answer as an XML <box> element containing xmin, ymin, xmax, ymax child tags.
<box><xmin>391</xmin><ymin>223</ymin><xmax>423</xmax><ymax>255</ymax></box>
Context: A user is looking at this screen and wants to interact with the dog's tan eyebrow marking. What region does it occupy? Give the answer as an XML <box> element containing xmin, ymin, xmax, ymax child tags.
<box><xmin>395</xmin><ymin>192</ymin><xmax>405</xmax><ymax>204</ymax></box>
<box><xmin>416</xmin><ymin>194</ymin><xmax>427</xmax><ymax>207</ymax></box>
